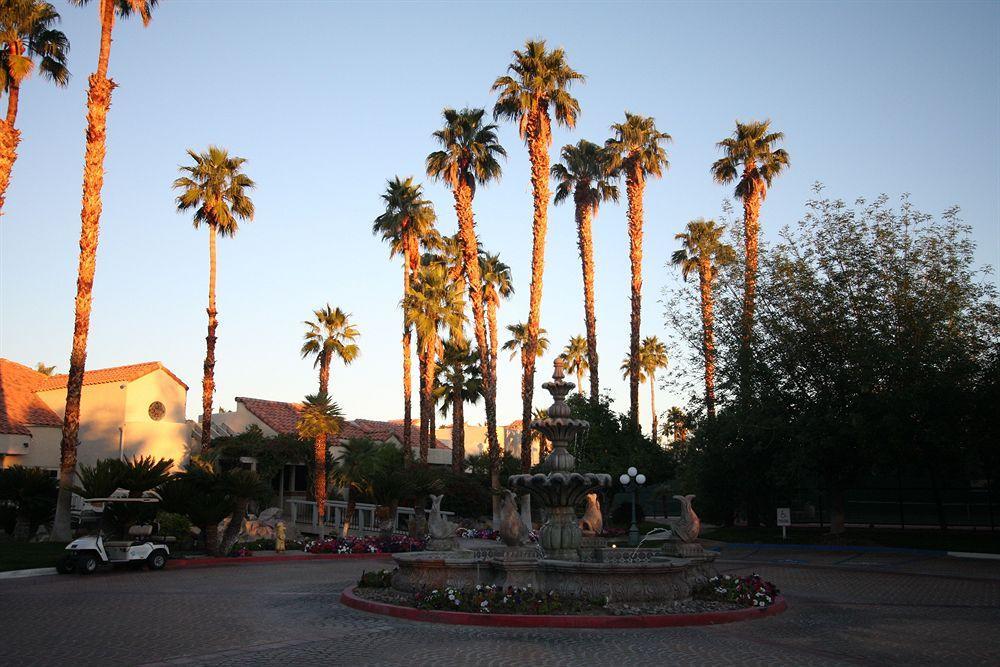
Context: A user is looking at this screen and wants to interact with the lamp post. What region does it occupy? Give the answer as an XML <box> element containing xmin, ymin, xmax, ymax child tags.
<box><xmin>619</xmin><ymin>466</ymin><xmax>646</xmax><ymax>547</ymax></box>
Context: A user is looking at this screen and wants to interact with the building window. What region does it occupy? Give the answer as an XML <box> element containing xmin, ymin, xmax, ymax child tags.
<box><xmin>148</xmin><ymin>401</ymin><xmax>166</xmax><ymax>421</ymax></box>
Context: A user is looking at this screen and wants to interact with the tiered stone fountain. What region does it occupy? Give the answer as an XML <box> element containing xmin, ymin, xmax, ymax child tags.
<box><xmin>391</xmin><ymin>360</ymin><xmax>717</xmax><ymax>603</ymax></box>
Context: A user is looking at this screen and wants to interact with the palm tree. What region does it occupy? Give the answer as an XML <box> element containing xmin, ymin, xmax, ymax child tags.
<box><xmin>435</xmin><ymin>339</ymin><xmax>482</xmax><ymax>472</ymax></box>
<box><xmin>671</xmin><ymin>218</ymin><xmax>735</xmax><ymax>417</ymax></box>
<box><xmin>620</xmin><ymin>336</ymin><xmax>668</xmax><ymax>440</ymax></box>
<box><xmin>493</xmin><ymin>39</ymin><xmax>583</xmax><ymax>473</ymax></box>
<box><xmin>52</xmin><ymin>0</ymin><xmax>157</xmax><ymax>543</ymax></box>
<box><xmin>296</xmin><ymin>392</ymin><xmax>344</xmax><ymax>537</ymax></box>
<box><xmin>502</xmin><ymin>322</ymin><xmax>549</xmax><ymax>362</ymax></box>
<box><xmin>173</xmin><ymin>146</ymin><xmax>255</xmax><ymax>454</ymax></box>
<box><xmin>301</xmin><ymin>304</ymin><xmax>359</xmax><ymax>496</ymax></box>
<box><xmin>426</xmin><ymin>107</ymin><xmax>505</xmax><ymax>492</ymax></box>
<box><xmin>404</xmin><ymin>263</ymin><xmax>465</xmax><ymax>464</ymax></box>
<box><xmin>561</xmin><ymin>335</ymin><xmax>589</xmax><ymax>394</ymax></box>
<box><xmin>372</xmin><ymin>176</ymin><xmax>437</xmax><ymax>455</ymax></box>
<box><xmin>33</xmin><ymin>361</ymin><xmax>55</xmax><ymax>375</ymax></box>
<box><xmin>479</xmin><ymin>251</ymin><xmax>513</xmax><ymax>387</ymax></box>
<box><xmin>711</xmin><ymin>120</ymin><xmax>789</xmax><ymax>373</ymax></box>
<box><xmin>606</xmin><ymin>112</ymin><xmax>670</xmax><ymax>429</ymax></box>
<box><xmin>0</xmin><ymin>0</ymin><xmax>69</xmax><ymax>216</ymax></box>
<box><xmin>331</xmin><ymin>438</ymin><xmax>378</xmax><ymax>537</ymax></box>
<box><xmin>551</xmin><ymin>140</ymin><xmax>618</xmax><ymax>402</ymax></box>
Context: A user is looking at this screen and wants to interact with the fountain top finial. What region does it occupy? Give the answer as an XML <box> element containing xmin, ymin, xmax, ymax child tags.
<box><xmin>541</xmin><ymin>358</ymin><xmax>574</xmax><ymax>418</ymax></box>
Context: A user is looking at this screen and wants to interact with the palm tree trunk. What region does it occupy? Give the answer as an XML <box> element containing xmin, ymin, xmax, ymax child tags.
<box><xmin>575</xmin><ymin>193</ymin><xmax>599</xmax><ymax>403</ymax></box>
<box><xmin>451</xmin><ymin>382</ymin><xmax>464</xmax><ymax>473</ymax></box>
<box><xmin>649</xmin><ymin>375</ymin><xmax>658</xmax><ymax>444</ymax></box>
<box><xmin>699</xmin><ymin>260</ymin><xmax>718</xmax><ymax>418</ymax></box>
<box><xmin>0</xmin><ymin>79</ymin><xmax>21</xmax><ymax>217</ymax></box>
<box><xmin>204</xmin><ymin>522</ymin><xmax>220</xmax><ymax>556</ymax></box>
<box><xmin>314</xmin><ymin>433</ymin><xmax>327</xmax><ymax>535</ymax></box>
<box><xmin>402</xmin><ymin>261</ymin><xmax>413</xmax><ymax>454</ymax></box>
<box><xmin>200</xmin><ymin>225</ymin><xmax>219</xmax><ymax>452</ymax></box>
<box><xmin>318</xmin><ymin>350</ymin><xmax>331</xmax><ymax>395</ymax></box>
<box><xmin>52</xmin><ymin>1</ymin><xmax>117</xmax><ymax>542</ymax></box>
<box><xmin>342</xmin><ymin>485</ymin><xmax>356</xmax><ymax>537</ymax></box>
<box><xmin>625</xmin><ymin>164</ymin><xmax>645</xmax><ymax>430</ymax></box>
<box><xmin>420</xmin><ymin>343</ymin><xmax>436</xmax><ymax>465</ymax></box>
<box><xmin>418</xmin><ymin>345</ymin><xmax>428</xmax><ymax>459</ymax></box>
<box><xmin>451</xmin><ymin>180</ymin><xmax>501</xmax><ymax>517</ymax></box>
<box><xmin>522</xmin><ymin>110</ymin><xmax>551</xmax><ymax>473</ymax></box>
<box><xmin>220</xmin><ymin>500</ymin><xmax>248</xmax><ymax>556</ymax></box>
<box><xmin>740</xmin><ymin>169</ymin><xmax>762</xmax><ymax>395</ymax></box>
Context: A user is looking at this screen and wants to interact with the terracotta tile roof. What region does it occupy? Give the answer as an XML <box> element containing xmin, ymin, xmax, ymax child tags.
<box><xmin>237</xmin><ymin>397</ymin><xmax>448</xmax><ymax>449</ymax></box>
<box><xmin>37</xmin><ymin>361</ymin><xmax>189</xmax><ymax>391</ymax></box>
<box><xmin>0</xmin><ymin>360</ymin><xmax>63</xmax><ymax>435</ymax></box>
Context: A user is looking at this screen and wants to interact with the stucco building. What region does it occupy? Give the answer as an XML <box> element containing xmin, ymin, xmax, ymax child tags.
<box><xmin>0</xmin><ymin>359</ymin><xmax>190</xmax><ymax>471</ymax></box>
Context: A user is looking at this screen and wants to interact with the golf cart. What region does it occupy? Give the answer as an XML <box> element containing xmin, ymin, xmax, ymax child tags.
<box><xmin>57</xmin><ymin>495</ymin><xmax>172</xmax><ymax>575</ymax></box>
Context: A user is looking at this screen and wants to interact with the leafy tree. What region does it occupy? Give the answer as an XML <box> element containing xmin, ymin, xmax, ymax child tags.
<box><xmin>331</xmin><ymin>438</ymin><xmax>378</xmax><ymax>537</ymax></box>
<box><xmin>552</xmin><ymin>140</ymin><xmax>619</xmax><ymax>402</ymax></box>
<box><xmin>0</xmin><ymin>465</ymin><xmax>56</xmax><ymax>540</ymax></box>
<box><xmin>711</xmin><ymin>120</ymin><xmax>789</xmax><ymax>384</ymax></box>
<box><xmin>53</xmin><ymin>0</ymin><xmax>158</xmax><ymax>543</ymax></box>
<box><xmin>173</xmin><ymin>146</ymin><xmax>255</xmax><ymax>453</ymax></box>
<box><xmin>373</xmin><ymin>176</ymin><xmax>438</xmax><ymax>453</ymax></box>
<box><xmin>493</xmin><ymin>39</ymin><xmax>583</xmax><ymax>473</ymax></box>
<box><xmin>671</xmin><ymin>218</ymin><xmax>735</xmax><ymax>417</ymax></box>
<box><xmin>0</xmin><ymin>0</ymin><xmax>69</xmax><ymax>215</ymax></box>
<box><xmin>606</xmin><ymin>112</ymin><xmax>671</xmax><ymax>428</ymax></box>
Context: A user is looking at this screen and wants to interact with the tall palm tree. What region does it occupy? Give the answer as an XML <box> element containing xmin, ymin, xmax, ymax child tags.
<box><xmin>479</xmin><ymin>250</ymin><xmax>513</xmax><ymax>391</ymax></box>
<box><xmin>551</xmin><ymin>140</ymin><xmax>618</xmax><ymax>402</ymax></box>
<box><xmin>435</xmin><ymin>339</ymin><xmax>482</xmax><ymax>472</ymax></box>
<box><xmin>174</xmin><ymin>146</ymin><xmax>255</xmax><ymax>453</ymax></box>
<box><xmin>671</xmin><ymin>218</ymin><xmax>735</xmax><ymax>417</ymax></box>
<box><xmin>606</xmin><ymin>112</ymin><xmax>670</xmax><ymax>429</ymax></box>
<box><xmin>296</xmin><ymin>392</ymin><xmax>344</xmax><ymax>537</ymax></box>
<box><xmin>620</xmin><ymin>336</ymin><xmax>668</xmax><ymax>441</ymax></box>
<box><xmin>426</xmin><ymin>107</ymin><xmax>505</xmax><ymax>491</ymax></box>
<box><xmin>561</xmin><ymin>335</ymin><xmax>589</xmax><ymax>394</ymax></box>
<box><xmin>301</xmin><ymin>304</ymin><xmax>360</xmax><ymax>492</ymax></box>
<box><xmin>52</xmin><ymin>0</ymin><xmax>157</xmax><ymax>543</ymax></box>
<box><xmin>711</xmin><ymin>120</ymin><xmax>789</xmax><ymax>373</ymax></box>
<box><xmin>493</xmin><ymin>39</ymin><xmax>583</xmax><ymax>473</ymax></box>
<box><xmin>502</xmin><ymin>322</ymin><xmax>549</xmax><ymax>362</ymax></box>
<box><xmin>331</xmin><ymin>438</ymin><xmax>377</xmax><ymax>537</ymax></box>
<box><xmin>404</xmin><ymin>263</ymin><xmax>465</xmax><ymax>464</ymax></box>
<box><xmin>0</xmin><ymin>0</ymin><xmax>69</xmax><ymax>216</ymax></box>
<box><xmin>372</xmin><ymin>176</ymin><xmax>437</xmax><ymax>455</ymax></box>
<box><xmin>663</xmin><ymin>406</ymin><xmax>689</xmax><ymax>446</ymax></box>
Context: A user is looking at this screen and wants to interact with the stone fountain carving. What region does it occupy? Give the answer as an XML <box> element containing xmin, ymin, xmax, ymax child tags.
<box><xmin>663</xmin><ymin>494</ymin><xmax>706</xmax><ymax>558</ymax></box>
<box><xmin>578</xmin><ymin>493</ymin><xmax>603</xmax><ymax>537</ymax></box>
<box><xmin>498</xmin><ymin>490</ymin><xmax>531</xmax><ymax>546</ymax></box>
<box><xmin>427</xmin><ymin>494</ymin><xmax>458</xmax><ymax>551</ymax></box>
<box><xmin>509</xmin><ymin>358</ymin><xmax>613</xmax><ymax>560</ymax></box>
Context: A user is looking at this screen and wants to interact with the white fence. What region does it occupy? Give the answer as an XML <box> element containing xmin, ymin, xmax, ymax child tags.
<box><xmin>284</xmin><ymin>498</ymin><xmax>454</xmax><ymax>535</ymax></box>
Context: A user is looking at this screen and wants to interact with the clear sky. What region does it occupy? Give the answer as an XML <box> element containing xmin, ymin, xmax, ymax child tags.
<box><xmin>2</xmin><ymin>1</ymin><xmax>998</xmax><ymax>434</ymax></box>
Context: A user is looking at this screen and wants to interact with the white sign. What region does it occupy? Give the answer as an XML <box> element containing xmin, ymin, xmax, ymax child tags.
<box><xmin>776</xmin><ymin>507</ymin><xmax>791</xmax><ymax>527</ymax></box>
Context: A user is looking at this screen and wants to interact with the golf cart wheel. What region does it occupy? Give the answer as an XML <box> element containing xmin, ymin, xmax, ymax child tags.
<box><xmin>147</xmin><ymin>550</ymin><xmax>167</xmax><ymax>571</ymax></box>
<box><xmin>56</xmin><ymin>556</ymin><xmax>76</xmax><ymax>575</ymax></box>
<box><xmin>78</xmin><ymin>553</ymin><xmax>99</xmax><ymax>575</ymax></box>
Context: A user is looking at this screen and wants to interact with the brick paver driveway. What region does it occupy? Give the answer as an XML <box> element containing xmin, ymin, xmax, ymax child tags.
<box><xmin>2</xmin><ymin>548</ymin><xmax>998</xmax><ymax>666</ymax></box>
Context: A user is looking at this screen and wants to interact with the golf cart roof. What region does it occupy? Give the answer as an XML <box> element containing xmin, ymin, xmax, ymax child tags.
<box><xmin>85</xmin><ymin>497</ymin><xmax>160</xmax><ymax>503</ymax></box>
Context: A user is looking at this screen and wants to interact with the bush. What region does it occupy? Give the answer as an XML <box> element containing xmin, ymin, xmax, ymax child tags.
<box><xmin>358</xmin><ymin>568</ymin><xmax>394</xmax><ymax>588</ymax></box>
<box><xmin>156</xmin><ymin>511</ymin><xmax>192</xmax><ymax>541</ymax></box>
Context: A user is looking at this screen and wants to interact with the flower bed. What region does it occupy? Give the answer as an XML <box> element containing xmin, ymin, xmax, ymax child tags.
<box><xmin>456</xmin><ymin>528</ymin><xmax>539</xmax><ymax>543</ymax></box>
<box><xmin>305</xmin><ymin>535</ymin><xmax>426</xmax><ymax>554</ymax></box>
<box><xmin>693</xmin><ymin>574</ymin><xmax>779</xmax><ymax>608</ymax></box>
<box><xmin>415</xmin><ymin>584</ymin><xmax>601</xmax><ymax>615</ymax></box>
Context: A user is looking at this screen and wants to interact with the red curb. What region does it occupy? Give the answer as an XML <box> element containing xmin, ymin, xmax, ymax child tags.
<box><xmin>170</xmin><ymin>554</ymin><xmax>393</xmax><ymax>569</ymax></box>
<box><xmin>339</xmin><ymin>586</ymin><xmax>788</xmax><ymax>628</ymax></box>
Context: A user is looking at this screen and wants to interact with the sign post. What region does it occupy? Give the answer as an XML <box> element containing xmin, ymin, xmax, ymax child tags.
<box><xmin>776</xmin><ymin>507</ymin><xmax>791</xmax><ymax>540</ymax></box>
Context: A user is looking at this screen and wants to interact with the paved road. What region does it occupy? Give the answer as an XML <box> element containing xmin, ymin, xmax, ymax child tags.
<box><xmin>2</xmin><ymin>548</ymin><xmax>998</xmax><ymax>666</ymax></box>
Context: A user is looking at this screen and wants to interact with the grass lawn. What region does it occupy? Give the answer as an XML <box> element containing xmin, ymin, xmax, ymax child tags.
<box><xmin>0</xmin><ymin>542</ymin><xmax>68</xmax><ymax>572</ymax></box>
<box><xmin>700</xmin><ymin>525</ymin><xmax>1000</xmax><ymax>554</ymax></box>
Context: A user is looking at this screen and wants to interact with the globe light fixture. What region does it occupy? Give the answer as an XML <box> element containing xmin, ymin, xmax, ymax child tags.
<box><xmin>620</xmin><ymin>467</ymin><xmax>646</xmax><ymax>547</ymax></box>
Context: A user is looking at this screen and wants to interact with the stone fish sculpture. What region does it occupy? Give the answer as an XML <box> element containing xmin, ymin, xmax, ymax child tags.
<box><xmin>499</xmin><ymin>490</ymin><xmax>530</xmax><ymax>546</ymax></box>
<box><xmin>670</xmin><ymin>494</ymin><xmax>701</xmax><ymax>543</ymax></box>
<box><xmin>578</xmin><ymin>493</ymin><xmax>603</xmax><ymax>537</ymax></box>
<box><xmin>427</xmin><ymin>494</ymin><xmax>458</xmax><ymax>550</ymax></box>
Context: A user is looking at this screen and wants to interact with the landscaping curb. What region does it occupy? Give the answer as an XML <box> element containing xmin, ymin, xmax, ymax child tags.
<box><xmin>0</xmin><ymin>567</ymin><xmax>57</xmax><ymax>580</ymax></box>
<box><xmin>339</xmin><ymin>585</ymin><xmax>788</xmax><ymax>628</ymax></box>
<box><xmin>715</xmin><ymin>542</ymin><xmax>1000</xmax><ymax>560</ymax></box>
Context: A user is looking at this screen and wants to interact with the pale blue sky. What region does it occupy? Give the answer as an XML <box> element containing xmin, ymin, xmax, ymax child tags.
<box><xmin>2</xmin><ymin>1</ymin><xmax>998</xmax><ymax>433</ymax></box>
